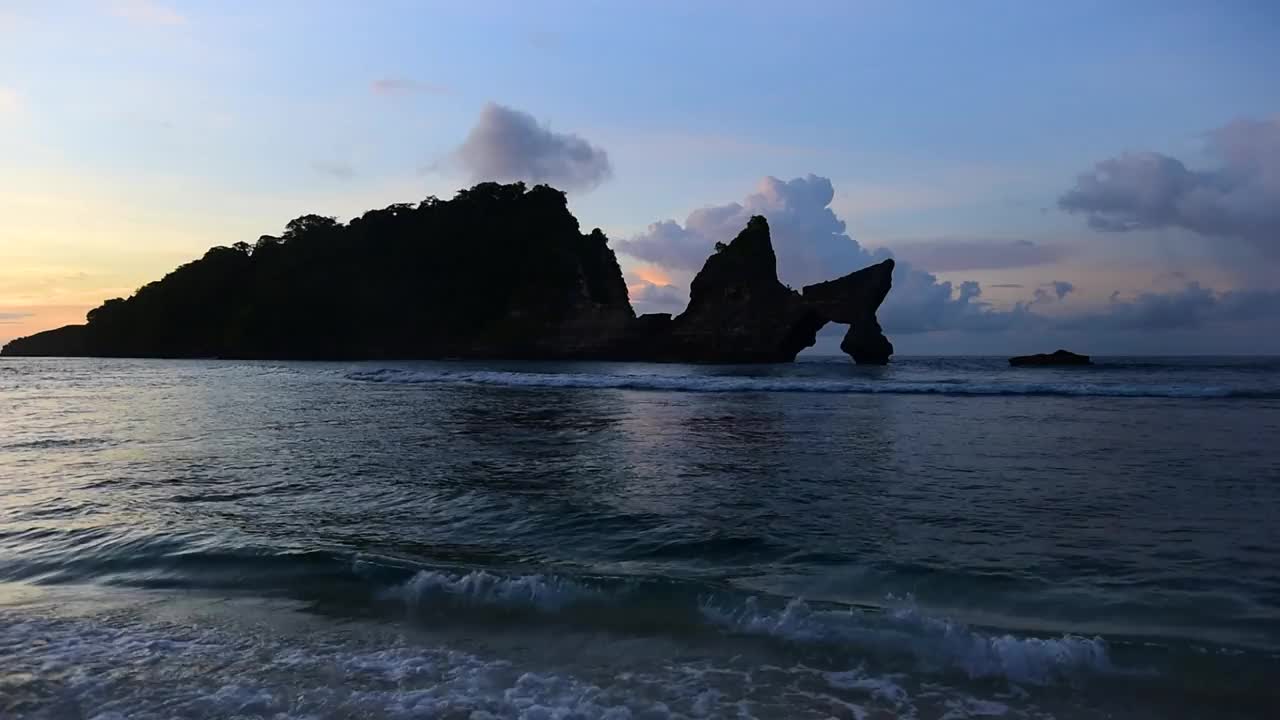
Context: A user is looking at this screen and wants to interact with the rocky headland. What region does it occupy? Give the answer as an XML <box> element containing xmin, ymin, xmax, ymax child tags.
<box><xmin>2</xmin><ymin>183</ymin><xmax>895</xmax><ymax>364</ymax></box>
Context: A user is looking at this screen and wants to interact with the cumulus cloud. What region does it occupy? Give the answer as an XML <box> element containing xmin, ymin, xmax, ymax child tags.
<box><xmin>1060</xmin><ymin>117</ymin><xmax>1280</xmax><ymax>260</ymax></box>
<box><xmin>629</xmin><ymin>281</ymin><xmax>687</xmax><ymax>314</ymax></box>
<box><xmin>624</xmin><ymin>266</ymin><xmax>687</xmax><ymax>315</ymax></box>
<box><xmin>1060</xmin><ymin>284</ymin><xmax>1280</xmax><ymax>332</ymax></box>
<box><xmin>614</xmin><ymin>172</ymin><xmax>1280</xmax><ymax>348</ymax></box>
<box><xmin>887</xmin><ymin>238</ymin><xmax>1066</xmax><ymax>272</ymax></box>
<box><xmin>615</xmin><ymin>174</ymin><xmax>1033</xmax><ymax>334</ymax></box>
<box><xmin>616</xmin><ymin>175</ymin><xmax>873</xmax><ymax>280</ymax></box>
<box><xmin>370</xmin><ymin>78</ymin><xmax>450</xmax><ymax>96</ymax></box>
<box><xmin>453</xmin><ymin>103</ymin><xmax>612</xmax><ymax>192</ymax></box>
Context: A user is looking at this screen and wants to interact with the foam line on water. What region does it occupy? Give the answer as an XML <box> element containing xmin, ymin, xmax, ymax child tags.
<box><xmin>379</xmin><ymin>568</ymin><xmax>1116</xmax><ymax>686</ymax></box>
<box><xmin>385</xmin><ymin>569</ymin><xmax>609</xmax><ymax>612</ymax></box>
<box><xmin>1</xmin><ymin>606</ymin><xmax>1067</xmax><ymax>719</ymax></box>
<box><xmin>699</xmin><ymin>596</ymin><xmax>1113</xmax><ymax>686</ymax></box>
<box><xmin>346</xmin><ymin>367</ymin><xmax>1251</xmax><ymax>398</ymax></box>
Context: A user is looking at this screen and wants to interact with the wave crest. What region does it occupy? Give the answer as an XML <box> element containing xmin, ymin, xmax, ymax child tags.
<box><xmin>346</xmin><ymin>367</ymin><xmax>1249</xmax><ymax>399</ymax></box>
<box><xmin>386</xmin><ymin>569</ymin><xmax>609</xmax><ymax>612</ymax></box>
<box><xmin>701</xmin><ymin>596</ymin><xmax>1112</xmax><ymax>685</ymax></box>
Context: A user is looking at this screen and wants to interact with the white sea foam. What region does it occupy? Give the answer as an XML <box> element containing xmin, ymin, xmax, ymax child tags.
<box><xmin>0</xmin><ymin>598</ymin><xmax>1113</xmax><ymax>719</ymax></box>
<box><xmin>701</xmin><ymin>596</ymin><xmax>1113</xmax><ymax>686</ymax></box>
<box><xmin>387</xmin><ymin>568</ymin><xmax>608</xmax><ymax>611</ymax></box>
<box><xmin>385</xmin><ymin>569</ymin><xmax>1114</xmax><ymax>687</ymax></box>
<box><xmin>346</xmin><ymin>367</ymin><xmax>1239</xmax><ymax>398</ymax></box>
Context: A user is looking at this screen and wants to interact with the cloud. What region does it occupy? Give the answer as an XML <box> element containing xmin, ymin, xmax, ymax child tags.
<box><xmin>370</xmin><ymin>78</ymin><xmax>450</xmax><ymax>96</ymax></box>
<box><xmin>613</xmin><ymin>220</ymin><xmax>710</xmax><ymax>272</ymax></box>
<box><xmin>989</xmin><ymin>284</ymin><xmax>1025</xmax><ymax>289</ymax></box>
<box><xmin>1060</xmin><ymin>117</ymin><xmax>1280</xmax><ymax>261</ymax></box>
<box><xmin>629</xmin><ymin>281</ymin><xmax>688</xmax><ymax>314</ymax></box>
<box><xmin>1060</xmin><ymin>283</ymin><xmax>1280</xmax><ymax>332</ymax></box>
<box><xmin>625</xmin><ymin>266</ymin><xmax>687</xmax><ymax>314</ymax></box>
<box><xmin>616</xmin><ymin>175</ymin><xmax>869</xmax><ymax>279</ymax></box>
<box><xmin>614</xmin><ymin>174</ymin><xmax>1031</xmax><ymax>334</ymax></box>
<box><xmin>1031</xmin><ymin>280</ymin><xmax>1076</xmax><ymax>305</ymax></box>
<box><xmin>0</xmin><ymin>311</ymin><xmax>33</xmax><ymax>324</ymax></box>
<box><xmin>614</xmin><ymin>173</ymin><xmax>1280</xmax><ymax>348</ymax></box>
<box><xmin>109</xmin><ymin>0</ymin><xmax>186</xmax><ymax>26</ymax></box>
<box><xmin>887</xmin><ymin>238</ymin><xmax>1067</xmax><ymax>272</ymax></box>
<box><xmin>312</xmin><ymin>161</ymin><xmax>355</xmax><ymax>181</ymax></box>
<box><xmin>453</xmin><ymin>103</ymin><xmax>612</xmax><ymax>192</ymax></box>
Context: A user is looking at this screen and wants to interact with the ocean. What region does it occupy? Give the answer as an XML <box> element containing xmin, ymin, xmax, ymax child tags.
<box><xmin>2</xmin><ymin>356</ymin><xmax>1278</xmax><ymax>719</ymax></box>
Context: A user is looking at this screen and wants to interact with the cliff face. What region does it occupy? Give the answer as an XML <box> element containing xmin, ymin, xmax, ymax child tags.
<box><xmin>1</xmin><ymin>186</ymin><xmax>896</xmax><ymax>364</ymax></box>
<box><xmin>650</xmin><ymin>217</ymin><xmax>826</xmax><ymax>362</ymax></box>
<box><xmin>635</xmin><ymin>217</ymin><xmax>894</xmax><ymax>364</ymax></box>
<box><xmin>802</xmin><ymin>259</ymin><xmax>895</xmax><ymax>365</ymax></box>
<box><xmin>1</xmin><ymin>183</ymin><xmax>635</xmax><ymax>361</ymax></box>
<box><xmin>1</xmin><ymin>324</ymin><xmax>89</xmax><ymax>357</ymax></box>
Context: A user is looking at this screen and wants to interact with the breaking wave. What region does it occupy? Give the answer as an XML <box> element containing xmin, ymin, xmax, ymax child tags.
<box><xmin>700</xmin><ymin>596</ymin><xmax>1113</xmax><ymax>686</ymax></box>
<box><xmin>384</xmin><ymin>569</ymin><xmax>612</xmax><ymax>612</ymax></box>
<box><xmin>0</xmin><ymin>607</ymin><xmax>1050</xmax><ymax>720</ymax></box>
<box><xmin>380</xmin><ymin>568</ymin><xmax>1116</xmax><ymax>686</ymax></box>
<box><xmin>345</xmin><ymin>367</ymin><xmax>1259</xmax><ymax>399</ymax></box>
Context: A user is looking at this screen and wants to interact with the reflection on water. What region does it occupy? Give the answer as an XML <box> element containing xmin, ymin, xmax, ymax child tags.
<box><xmin>1</xmin><ymin>357</ymin><xmax>1279</xmax><ymax>719</ymax></box>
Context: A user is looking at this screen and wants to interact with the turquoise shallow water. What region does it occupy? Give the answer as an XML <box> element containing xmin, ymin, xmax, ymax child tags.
<box><xmin>2</xmin><ymin>356</ymin><xmax>1279</xmax><ymax>719</ymax></box>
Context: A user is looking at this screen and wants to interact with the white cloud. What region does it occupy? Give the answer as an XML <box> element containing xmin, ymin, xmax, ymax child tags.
<box><xmin>611</xmin><ymin>173</ymin><xmax>1280</xmax><ymax>350</ymax></box>
<box><xmin>452</xmin><ymin>103</ymin><xmax>612</xmax><ymax>192</ymax></box>
<box><xmin>614</xmin><ymin>174</ymin><xmax>1027</xmax><ymax>334</ymax></box>
<box><xmin>1060</xmin><ymin>117</ymin><xmax>1280</xmax><ymax>263</ymax></box>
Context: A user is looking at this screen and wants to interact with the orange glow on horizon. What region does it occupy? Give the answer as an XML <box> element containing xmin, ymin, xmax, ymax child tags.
<box><xmin>633</xmin><ymin>265</ymin><xmax>673</xmax><ymax>287</ymax></box>
<box><xmin>0</xmin><ymin>304</ymin><xmax>92</xmax><ymax>344</ymax></box>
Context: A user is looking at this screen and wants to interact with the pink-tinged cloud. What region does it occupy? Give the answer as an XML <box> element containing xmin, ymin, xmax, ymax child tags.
<box><xmin>614</xmin><ymin>174</ymin><xmax>1031</xmax><ymax>334</ymax></box>
<box><xmin>612</xmin><ymin>173</ymin><xmax>1280</xmax><ymax>342</ymax></box>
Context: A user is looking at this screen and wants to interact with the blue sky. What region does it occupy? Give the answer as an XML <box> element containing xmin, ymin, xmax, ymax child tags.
<box><xmin>2</xmin><ymin>1</ymin><xmax>1278</xmax><ymax>352</ymax></box>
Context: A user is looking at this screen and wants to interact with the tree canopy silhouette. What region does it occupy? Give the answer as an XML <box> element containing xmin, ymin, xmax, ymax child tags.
<box><xmin>35</xmin><ymin>182</ymin><xmax>634</xmax><ymax>359</ymax></box>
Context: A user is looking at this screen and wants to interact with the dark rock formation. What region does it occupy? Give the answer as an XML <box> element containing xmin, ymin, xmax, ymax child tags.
<box><xmin>1</xmin><ymin>185</ymin><xmax>896</xmax><ymax>364</ymax></box>
<box><xmin>647</xmin><ymin>217</ymin><xmax>826</xmax><ymax>362</ymax></box>
<box><xmin>2</xmin><ymin>183</ymin><xmax>635</xmax><ymax>361</ymax></box>
<box><xmin>1</xmin><ymin>324</ymin><xmax>89</xmax><ymax>357</ymax></box>
<box><xmin>802</xmin><ymin>259</ymin><xmax>895</xmax><ymax>365</ymax></box>
<box><xmin>1009</xmin><ymin>349</ymin><xmax>1092</xmax><ymax>367</ymax></box>
<box><xmin>628</xmin><ymin>217</ymin><xmax>895</xmax><ymax>364</ymax></box>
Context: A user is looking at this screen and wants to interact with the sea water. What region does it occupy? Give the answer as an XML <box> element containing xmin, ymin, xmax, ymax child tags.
<box><xmin>2</xmin><ymin>356</ymin><xmax>1278</xmax><ymax>718</ymax></box>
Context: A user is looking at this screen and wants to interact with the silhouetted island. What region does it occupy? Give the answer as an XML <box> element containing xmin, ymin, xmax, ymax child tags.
<box><xmin>1009</xmin><ymin>350</ymin><xmax>1092</xmax><ymax>366</ymax></box>
<box><xmin>1</xmin><ymin>182</ymin><xmax>895</xmax><ymax>364</ymax></box>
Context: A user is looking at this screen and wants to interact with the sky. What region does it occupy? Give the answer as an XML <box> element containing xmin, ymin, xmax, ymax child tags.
<box><xmin>2</xmin><ymin>0</ymin><xmax>1278</xmax><ymax>354</ymax></box>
